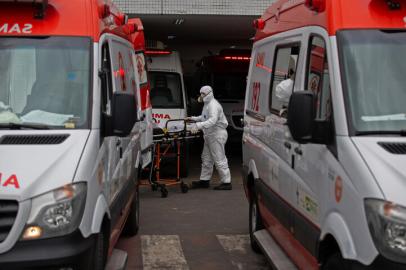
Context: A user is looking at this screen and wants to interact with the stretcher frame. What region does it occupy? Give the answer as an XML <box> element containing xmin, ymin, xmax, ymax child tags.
<box><xmin>141</xmin><ymin>119</ymin><xmax>200</xmax><ymax>197</ymax></box>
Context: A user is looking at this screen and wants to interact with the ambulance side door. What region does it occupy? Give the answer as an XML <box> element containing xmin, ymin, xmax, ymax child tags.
<box><xmin>106</xmin><ymin>36</ymin><xmax>141</xmax><ymax>228</ymax></box>
<box><xmin>262</xmin><ymin>37</ymin><xmax>302</xmax><ymax>232</ymax></box>
<box><xmin>132</xmin><ymin>50</ymin><xmax>153</xmax><ymax>166</ymax></box>
<box><xmin>99</xmin><ymin>39</ymin><xmax>122</xmax><ymax>211</ymax></box>
<box><xmin>292</xmin><ymin>32</ymin><xmax>334</xmax><ymax>256</ymax></box>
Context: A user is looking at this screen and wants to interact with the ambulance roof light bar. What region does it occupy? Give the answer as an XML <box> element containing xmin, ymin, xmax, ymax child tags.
<box><xmin>100</xmin><ymin>3</ymin><xmax>127</xmax><ymax>25</ymax></box>
<box><xmin>385</xmin><ymin>0</ymin><xmax>402</xmax><ymax>10</ymax></box>
<box><xmin>305</xmin><ymin>0</ymin><xmax>326</xmax><ymax>13</ymax></box>
<box><xmin>0</xmin><ymin>0</ymin><xmax>48</xmax><ymax>18</ymax></box>
<box><xmin>253</xmin><ymin>18</ymin><xmax>265</xmax><ymax>30</ymax></box>
<box><xmin>34</xmin><ymin>0</ymin><xmax>48</xmax><ymax>19</ymax></box>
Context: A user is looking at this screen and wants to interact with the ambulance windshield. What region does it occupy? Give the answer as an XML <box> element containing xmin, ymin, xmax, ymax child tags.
<box><xmin>149</xmin><ymin>71</ymin><xmax>183</xmax><ymax>108</ymax></box>
<box><xmin>0</xmin><ymin>37</ymin><xmax>90</xmax><ymax>128</ymax></box>
<box><xmin>339</xmin><ymin>30</ymin><xmax>406</xmax><ymax>134</ymax></box>
<box><xmin>212</xmin><ymin>73</ymin><xmax>246</xmax><ymax>100</ymax></box>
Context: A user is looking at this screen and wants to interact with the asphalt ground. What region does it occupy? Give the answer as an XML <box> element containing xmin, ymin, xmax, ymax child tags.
<box><xmin>116</xmin><ymin>140</ymin><xmax>270</xmax><ymax>270</ymax></box>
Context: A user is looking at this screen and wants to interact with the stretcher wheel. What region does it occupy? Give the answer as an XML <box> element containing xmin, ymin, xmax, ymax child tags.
<box><xmin>161</xmin><ymin>187</ymin><xmax>168</xmax><ymax>198</ymax></box>
<box><xmin>181</xmin><ymin>183</ymin><xmax>189</xmax><ymax>193</ymax></box>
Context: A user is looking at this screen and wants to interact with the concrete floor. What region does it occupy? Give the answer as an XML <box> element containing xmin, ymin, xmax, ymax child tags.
<box><xmin>116</xmin><ymin>141</ymin><xmax>270</xmax><ymax>269</ymax></box>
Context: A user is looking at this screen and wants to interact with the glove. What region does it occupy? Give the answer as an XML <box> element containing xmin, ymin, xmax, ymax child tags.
<box><xmin>190</xmin><ymin>124</ymin><xmax>199</xmax><ymax>134</ymax></box>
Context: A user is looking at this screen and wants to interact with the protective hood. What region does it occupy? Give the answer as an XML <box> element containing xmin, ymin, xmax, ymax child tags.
<box><xmin>200</xmin><ymin>85</ymin><xmax>214</xmax><ymax>103</ymax></box>
<box><xmin>0</xmin><ymin>130</ymin><xmax>90</xmax><ymax>201</ymax></box>
<box><xmin>352</xmin><ymin>137</ymin><xmax>406</xmax><ymax>206</ymax></box>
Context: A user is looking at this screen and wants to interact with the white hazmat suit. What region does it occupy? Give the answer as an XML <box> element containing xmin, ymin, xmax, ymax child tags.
<box><xmin>275</xmin><ymin>78</ymin><xmax>294</xmax><ymax>105</ymax></box>
<box><xmin>190</xmin><ymin>86</ymin><xmax>231</xmax><ymax>189</ymax></box>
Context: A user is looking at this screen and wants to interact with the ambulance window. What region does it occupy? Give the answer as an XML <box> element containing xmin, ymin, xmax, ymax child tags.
<box><xmin>134</xmin><ymin>52</ymin><xmax>148</xmax><ymax>85</ymax></box>
<box><xmin>306</xmin><ymin>36</ymin><xmax>331</xmax><ymax>121</ymax></box>
<box><xmin>101</xmin><ymin>43</ymin><xmax>113</xmax><ymax>116</ymax></box>
<box><xmin>269</xmin><ymin>44</ymin><xmax>300</xmax><ymax>116</ymax></box>
<box><xmin>110</xmin><ymin>41</ymin><xmax>138</xmax><ymax>97</ymax></box>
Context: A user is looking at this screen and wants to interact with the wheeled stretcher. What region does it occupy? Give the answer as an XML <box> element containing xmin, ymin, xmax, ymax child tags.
<box><xmin>141</xmin><ymin>119</ymin><xmax>200</xmax><ymax>197</ymax></box>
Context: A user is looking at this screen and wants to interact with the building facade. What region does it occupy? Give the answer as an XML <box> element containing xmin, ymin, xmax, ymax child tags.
<box><xmin>114</xmin><ymin>0</ymin><xmax>273</xmax><ymax>16</ymax></box>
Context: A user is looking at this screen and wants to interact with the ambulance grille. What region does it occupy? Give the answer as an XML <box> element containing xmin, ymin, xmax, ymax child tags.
<box><xmin>378</xmin><ymin>142</ymin><xmax>406</xmax><ymax>154</ymax></box>
<box><xmin>0</xmin><ymin>134</ymin><xmax>69</xmax><ymax>145</ymax></box>
<box><xmin>0</xmin><ymin>200</ymin><xmax>18</xmax><ymax>243</ymax></box>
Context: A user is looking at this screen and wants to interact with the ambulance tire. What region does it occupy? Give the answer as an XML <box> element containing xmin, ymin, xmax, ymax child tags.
<box><xmin>93</xmin><ymin>229</ymin><xmax>108</xmax><ymax>270</ymax></box>
<box><xmin>322</xmin><ymin>252</ymin><xmax>353</xmax><ymax>270</ymax></box>
<box><xmin>180</xmin><ymin>142</ymin><xmax>189</xmax><ymax>177</ymax></box>
<box><xmin>123</xmin><ymin>185</ymin><xmax>140</xmax><ymax>236</ymax></box>
<box><xmin>249</xmin><ymin>191</ymin><xmax>264</xmax><ymax>254</ymax></box>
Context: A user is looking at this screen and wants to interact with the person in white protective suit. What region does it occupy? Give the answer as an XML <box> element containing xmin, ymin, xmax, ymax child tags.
<box><xmin>275</xmin><ymin>68</ymin><xmax>295</xmax><ymax>107</ymax></box>
<box><xmin>187</xmin><ymin>85</ymin><xmax>232</xmax><ymax>190</ymax></box>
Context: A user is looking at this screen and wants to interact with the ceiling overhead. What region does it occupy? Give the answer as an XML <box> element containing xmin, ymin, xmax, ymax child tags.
<box><xmin>135</xmin><ymin>14</ymin><xmax>258</xmax><ymax>46</ymax></box>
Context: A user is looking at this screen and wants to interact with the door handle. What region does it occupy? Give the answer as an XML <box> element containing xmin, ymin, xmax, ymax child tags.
<box><xmin>116</xmin><ymin>139</ymin><xmax>123</xmax><ymax>158</ymax></box>
<box><xmin>294</xmin><ymin>147</ymin><xmax>303</xmax><ymax>155</ymax></box>
<box><xmin>284</xmin><ymin>141</ymin><xmax>291</xmax><ymax>149</ymax></box>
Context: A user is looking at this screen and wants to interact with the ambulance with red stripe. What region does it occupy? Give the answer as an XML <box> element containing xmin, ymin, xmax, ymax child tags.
<box><xmin>195</xmin><ymin>49</ymin><xmax>251</xmax><ymax>142</ymax></box>
<box><xmin>0</xmin><ymin>0</ymin><xmax>151</xmax><ymax>269</ymax></box>
<box><xmin>243</xmin><ymin>0</ymin><xmax>406</xmax><ymax>269</ymax></box>
<box><xmin>146</xmin><ymin>44</ymin><xmax>190</xmax><ymax>176</ymax></box>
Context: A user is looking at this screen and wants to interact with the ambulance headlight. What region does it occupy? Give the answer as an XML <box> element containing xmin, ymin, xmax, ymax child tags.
<box><xmin>365</xmin><ymin>199</ymin><xmax>406</xmax><ymax>263</ymax></box>
<box><xmin>22</xmin><ymin>183</ymin><xmax>87</xmax><ymax>240</ymax></box>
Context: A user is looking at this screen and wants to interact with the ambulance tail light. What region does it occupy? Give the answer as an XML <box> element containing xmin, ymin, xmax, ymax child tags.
<box><xmin>253</xmin><ymin>18</ymin><xmax>265</xmax><ymax>30</ymax></box>
<box><xmin>145</xmin><ymin>50</ymin><xmax>172</xmax><ymax>56</ymax></box>
<box><xmin>305</xmin><ymin>0</ymin><xmax>326</xmax><ymax>12</ymax></box>
<box><xmin>223</xmin><ymin>56</ymin><xmax>251</xmax><ymax>61</ymax></box>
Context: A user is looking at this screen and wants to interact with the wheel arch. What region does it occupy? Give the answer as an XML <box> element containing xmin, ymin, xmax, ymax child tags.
<box><xmin>319</xmin><ymin>212</ymin><xmax>357</xmax><ymax>262</ymax></box>
<box><xmin>91</xmin><ymin>194</ymin><xmax>111</xmax><ymax>234</ymax></box>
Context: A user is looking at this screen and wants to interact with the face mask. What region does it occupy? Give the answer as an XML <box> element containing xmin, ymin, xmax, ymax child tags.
<box><xmin>198</xmin><ymin>91</ymin><xmax>211</xmax><ymax>103</ymax></box>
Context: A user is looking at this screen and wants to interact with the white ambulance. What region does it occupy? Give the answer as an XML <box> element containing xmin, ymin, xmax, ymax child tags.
<box><xmin>0</xmin><ymin>0</ymin><xmax>151</xmax><ymax>269</ymax></box>
<box><xmin>243</xmin><ymin>0</ymin><xmax>406</xmax><ymax>269</ymax></box>
<box><xmin>146</xmin><ymin>44</ymin><xmax>190</xmax><ymax>176</ymax></box>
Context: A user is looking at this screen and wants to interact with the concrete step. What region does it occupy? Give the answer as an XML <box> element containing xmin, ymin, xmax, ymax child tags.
<box><xmin>253</xmin><ymin>229</ymin><xmax>297</xmax><ymax>270</ymax></box>
<box><xmin>105</xmin><ymin>249</ymin><xmax>128</xmax><ymax>270</ymax></box>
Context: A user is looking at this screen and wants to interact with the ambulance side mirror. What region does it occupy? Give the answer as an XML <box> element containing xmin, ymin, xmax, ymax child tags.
<box><xmin>287</xmin><ymin>91</ymin><xmax>315</xmax><ymax>144</ymax></box>
<box><xmin>287</xmin><ymin>91</ymin><xmax>333</xmax><ymax>145</ymax></box>
<box><xmin>111</xmin><ymin>92</ymin><xmax>137</xmax><ymax>137</ymax></box>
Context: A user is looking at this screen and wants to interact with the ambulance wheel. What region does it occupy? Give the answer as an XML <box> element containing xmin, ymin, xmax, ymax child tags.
<box><xmin>122</xmin><ymin>185</ymin><xmax>140</xmax><ymax>236</ymax></box>
<box><xmin>181</xmin><ymin>183</ymin><xmax>189</xmax><ymax>193</ymax></box>
<box><xmin>249</xmin><ymin>191</ymin><xmax>264</xmax><ymax>254</ymax></box>
<box><xmin>161</xmin><ymin>187</ymin><xmax>168</xmax><ymax>198</ymax></box>
<box><xmin>322</xmin><ymin>252</ymin><xmax>351</xmax><ymax>270</ymax></box>
<box><xmin>180</xmin><ymin>142</ymin><xmax>190</xmax><ymax>177</ymax></box>
<box><xmin>93</xmin><ymin>229</ymin><xmax>108</xmax><ymax>270</ymax></box>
